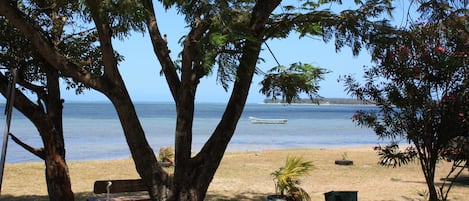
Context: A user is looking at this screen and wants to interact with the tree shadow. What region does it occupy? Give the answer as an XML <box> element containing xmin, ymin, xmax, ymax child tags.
<box><xmin>1</xmin><ymin>192</ymin><xmax>267</xmax><ymax>201</ymax></box>
<box><xmin>2</xmin><ymin>192</ymin><xmax>96</xmax><ymax>201</ymax></box>
<box><xmin>0</xmin><ymin>195</ymin><xmax>49</xmax><ymax>201</ymax></box>
<box><xmin>440</xmin><ymin>174</ymin><xmax>469</xmax><ymax>186</ymax></box>
<box><xmin>205</xmin><ymin>192</ymin><xmax>267</xmax><ymax>201</ymax></box>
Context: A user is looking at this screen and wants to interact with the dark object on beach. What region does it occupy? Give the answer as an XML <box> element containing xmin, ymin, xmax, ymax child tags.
<box><xmin>158</xmin><ymin>146</ymin><xmax>174</xmax><ymax>167</ymax></box>
<box><xmin>159</xmin><ymin>161</ymin><xmax>173</xmax><ymax>167</ymax></box>
<box><xmin>88</xmin><ymin>179</ymin><xmax>150</xmax><ymax>201</ymax></box>
<box><xmin>334</xmin><ymin>160</ymin><xmax>353</xmax><ymax>166</ymax></box>
<box><xmin>267</xmin><ymin>194</ymin><xmax>288</xmax><ymax>201</ymax></box>
<box><xmin>324</xmin><ymin>191</ymin><xmax>358</xmax><ymax>201</ymax></box>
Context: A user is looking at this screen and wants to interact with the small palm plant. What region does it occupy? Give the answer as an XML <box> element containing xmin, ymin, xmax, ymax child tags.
<box><xmin>271</xmin><ymin>156</ymin><xmax>313</xmax><ymax>201</ymax></box>
<box><xmin>158</xmin><ymin>146</ymin><xmax>174</xmax><ymax>167</ymax></box>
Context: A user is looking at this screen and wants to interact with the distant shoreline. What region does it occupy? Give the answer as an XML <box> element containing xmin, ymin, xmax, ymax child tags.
<box><xmin>263</xmin><ymin>98</ymin><xmax>373</xmax><ymax>105</ymax></box>
<box><xmin>0</xmin><ymin>98</ymin><xmax>372</xmax><ymax>105</ymax></box>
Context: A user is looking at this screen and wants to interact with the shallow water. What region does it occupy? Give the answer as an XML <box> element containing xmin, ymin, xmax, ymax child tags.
<box><xmin>0</xmin><ymin>102</ymin><xmax>385</xmax><ymax>163</ymax></box>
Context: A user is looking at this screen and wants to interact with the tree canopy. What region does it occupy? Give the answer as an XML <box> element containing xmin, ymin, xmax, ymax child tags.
<box><xmin>1</xmin><ymin>0</ymin><xmax>397</xmax><ymax>200</ymax></box>
<box><xmin>343</xmin><ymin>1</ymin><xmax>468</xmax><ymax>200</ymax></box>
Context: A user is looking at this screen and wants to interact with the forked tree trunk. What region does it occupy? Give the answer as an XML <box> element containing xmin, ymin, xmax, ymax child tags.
<box><xmin>417</xmin><ymin>145</ymin><xmax>439</xmax><ymax>201</ymax></box>
<box><xmin>0</xmin><ymin>1</ymin><xmax>278</xmax><ymax>200</ymax></box>
<box><xmin>0</xmin><ymin>68</ymin><xmax>75</xmax><ymax>201</ymax></box>
<box><xmin>423</xmin><ymin>166</ymin><xmax>438</xmax><ymax>201</ymax></box>
<box><xmin>139</xmin><ymin>1</ymin><xmax>281</xmax><ymax>200</ymax></box>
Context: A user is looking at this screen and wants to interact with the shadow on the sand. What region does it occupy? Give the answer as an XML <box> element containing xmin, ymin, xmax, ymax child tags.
<box><xmin>1</xmin><ymin>192</ymin><xmax>267</xmax><ymax>201</ymax></box>
<box><xmin>440</xmin><ymin>174</ymin><xmax>469</xmax><ymax>186</ymax></box>
<box><xmin>2</xmin><ymin>192</ymin><xmax>96</xmax><ymax>201</ymax></box>
<box><xmin>206</xmin><ymin>192</ymin><xmax>266</xmax><ymax>201</ymax></box>
<box><xmin>0</xmin><ymin>195</ymin><xmax>49</xmax><ymax>201</ymax></box>
<box><xmin>396</xmin><ymin>174</ymin><xmax>469</xmax><ymax>187</ymax></box>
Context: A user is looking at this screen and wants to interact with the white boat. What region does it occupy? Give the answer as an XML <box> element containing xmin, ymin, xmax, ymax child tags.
<box><xmin>249</xmin><ymin>117</ymin><xmax>288</xmax><ymax>124</ymax></box>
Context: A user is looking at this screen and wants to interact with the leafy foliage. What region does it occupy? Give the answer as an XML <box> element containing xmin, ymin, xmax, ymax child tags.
<box><xmin>260</xmin><ymin>63</ymin><xmax>329</xmax><ymax>103</ymax></box>
<box><xmin>373</xmin><ymin>144</ymin><xmax>418</xmax><ymax>168</ymax></box>
<box><xmin>267</xmin><ymin>0</ymin><xmax>394</xmax><ymax>55</ymax></box>
<box><xmin>1</xmin><ymin>1</ymin><xmax>108</xmax><ymax>95</ymax></box>
<box><xmin>438</xmin><ymin>136</ymin><xmax>469</xmax><ymax>201</ymax></box>
<box><xmin>344</xmin><ymin>1</ymin><xmax>468</xmax><ymax>200</ymax></box>
<box><xmin>82</xmin><ymin>0</ymin><xmax>147</xmax><ymax>39</ymax></box>
<box><xmin>271</xmin><ymin>156</ymin><xmax>313</xmax><ymax>201</ymax></box>
<box><xmin>0</xmin><ymin>1</ymin><xmax>419</xmax><ymax>200</ymax></box>
<box><xmin>159</xmin><ymin>0</ymin><xmax>395</xmax><ymax>93</ymax></box>
<box><xmin>158</xmin><ymin>146</ymin><xmax>174</xmax><ymax>162</ymax></box>
<box><xmin>440</xmin><ymin>136</ymin><xmax>469</xmax><ymax>163</ymax></box>
<box><xmin>0</xmin><ymin>16</ymin><xmax>47</xmax><ymax>86</ymax></box>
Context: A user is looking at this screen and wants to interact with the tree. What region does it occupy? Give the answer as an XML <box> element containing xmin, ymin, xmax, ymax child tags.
<box><xmin>0</xmin><ymin>0</ymin><xmax>393</xmax><ymax>200</ymax></box>
<box><xmin>260</xmin><ymin>63</ymin><xmax>330</xmax><ymax>103</ymax></box>
<box><xmin>2</xmin><ymin>0</ymin><xmax>147</xmax><ymax>199</ymax></box>
<box><xmin>343</xmin><ymin>1</ymin><xmax>468</xmax><ymax>200</ymax></box>
<box><xmin>0</xmin><ymin>2</ymin><xmax>83</xmax><ymax>199</ymax></box>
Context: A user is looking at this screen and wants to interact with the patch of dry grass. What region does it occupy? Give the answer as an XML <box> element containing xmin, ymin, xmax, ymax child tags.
<box><xmin>1</xmin><ymin>147</ymin><xmax>468</xmax><ymax>201</ymax></box>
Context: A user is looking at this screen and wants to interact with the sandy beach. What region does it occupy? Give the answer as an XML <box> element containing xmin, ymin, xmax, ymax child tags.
<box><xmin>1</xmin><ymin>146</ymin><xmax>468</xmax><ymax>201</ymax></box>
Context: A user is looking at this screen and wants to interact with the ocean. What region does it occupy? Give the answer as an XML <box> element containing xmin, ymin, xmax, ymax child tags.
<box><xmin>1</xmin><ymin>102</ymin><xmax>385</xmax><ymax>163</ymax></box>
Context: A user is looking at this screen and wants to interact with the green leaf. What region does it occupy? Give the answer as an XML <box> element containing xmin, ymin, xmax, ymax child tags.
<box><xmin>209</xmin><ymin>33</ymin><xmax>228</xmax><ymax>46</ymax></box>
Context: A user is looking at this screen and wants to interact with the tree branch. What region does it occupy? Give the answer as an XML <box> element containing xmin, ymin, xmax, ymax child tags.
<box><xmin>180</xmin><ymin>15</ymin><xmax>211</xmax><ymax>97</ymax></box>
<box><xmin>141</xmin><ymin>0</ymin><xmax>181</xmax><ymax>102</ymax></box>
<box><xmin>85</xmin><ymin>0</ymin><xmax>120</xmax><ymax>83</ymax></box>
<box><xmin>197</xmin><ymin>0</ymin><xmax>281</xmax><ymax>173</ymax></box>
<box><xmin>9</xmin><ymin>133</ymin><xmax>45</xmax><ymax>160</ymax></box>
<box><xmin>0</xmin><ymin>0</ymin><xmax>102</xmax><ymax>90</ymax></box>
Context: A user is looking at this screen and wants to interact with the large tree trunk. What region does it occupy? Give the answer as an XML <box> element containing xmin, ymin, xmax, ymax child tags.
<box><xmin>86</xmin><ymin>1</ymin><xmax>172</xmax><ymax>197</ymax></box>
<box><xmin>143</xmin><ymin>1</ymin><xmax>282</xmax><ymax>200</ymax></box>
<box><xmin>0</xmin><ymin>2</ymin><xmax>169</xmax><ymax>199</ymax></box>
<box><xmin>0</xmin><ymin>3</ymin><xmax>74</xmax><ymax>199</ymax></box>
<box><xmin>43</xmin><ymin>147</ymin><xmax>74</xmax><ymax>201</ymax></box>
<box><xmin>42</xmin><ymin>68</ymin><xmax>74</xmax><ymax>201</ymax></box>
<box><xmin>0</xmin><ymin>72</ymin><xmax>74</xmax><ymax>200</ymax></box>
<box><xmin>1</xmin><ymin>1</ymin><xmax>282</xmax><ymax>200</ymax></box>
<box><xmin>104</xmin><ymin>81</ymin><xmax>172</xmax><ymax>201</ymax></box>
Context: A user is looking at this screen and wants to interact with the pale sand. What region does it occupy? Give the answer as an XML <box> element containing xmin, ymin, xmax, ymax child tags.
<box><xmin>1</xmin><ymin>147</ymin><xmax>468</xmax><ymax>201</ymax></box>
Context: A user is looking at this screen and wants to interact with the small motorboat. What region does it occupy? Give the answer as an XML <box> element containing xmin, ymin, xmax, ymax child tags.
<box><xmin>249</xmin><ymin>117</ymin><xmax>288</xmax><ymax>124</ymax></box>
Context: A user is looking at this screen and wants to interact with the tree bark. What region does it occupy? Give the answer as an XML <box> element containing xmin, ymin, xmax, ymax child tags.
<box><xmin>0</xmin><ymin>2</ymin><xmax>171</xmax><ymax>199</ymax></box>
<box><xmin>85</xmin><ymin>1</ymin><xmax>172</xmax><ymax>198</ymax></box>
<box><xmin>43</xmin><ymin>67</ymin><xmax>74</xmax><ymax>201</ymax></box>
<box><xmin>1</xmin><ymin>1</ymin><xmax>284</xmax><ymax>200</ymax></box>
<box><xmin>0</xmin><ymin>71</ymin><xmax>74</xmax><ymax>201</ymax></box>
<box><xmin>107</xmin><ymin>88</ymin><xmax>172</xmax><ymax>200</ymax></box>
<box><xmin>143</xmin><ymin>1</ymin><xmax>281</xmax><ymax>200</ymax></box>
<box><xmin>417</xmin><ymin>144</ymin><xmax>439</xmax><ymax>201</ymax></box>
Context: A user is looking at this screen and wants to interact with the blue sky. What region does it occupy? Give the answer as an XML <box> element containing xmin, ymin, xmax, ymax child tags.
<box><xmin>60</xmin><ymin>1</ymin><xmax>411</xmax><ymax>103</ymax></box>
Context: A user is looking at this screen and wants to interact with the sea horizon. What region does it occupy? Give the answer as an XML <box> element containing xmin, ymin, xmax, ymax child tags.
<box><xmin>0</xmin><ymin>102</ymin><xmax>389</xmax><ymax>163</ymax></box>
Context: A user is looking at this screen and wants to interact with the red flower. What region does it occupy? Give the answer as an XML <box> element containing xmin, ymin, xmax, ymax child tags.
<box><xmin>352</xmin><ymin>112</ymin><xmax>361</xmax><ymax>122</ymax></box>
<box><xmin>435</xmin><ymin>45</ymin><xmax>446</xmax><ymax>53</ymax></box>
<box><xmin>397</xmin><ymin>45</ymin><xmax>410</xmax><ymax>60</ymax></box>
<box><xmin>442</xmin><ymin>93</ymin><xmax>456</xmax><ymax>101</ymax></box>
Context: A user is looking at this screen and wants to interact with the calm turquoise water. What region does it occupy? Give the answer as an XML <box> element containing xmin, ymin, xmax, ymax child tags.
<box><xmin>1</xmin><ymin>102</ymin><xmax>386</xmax><ymax>163</ymax></box>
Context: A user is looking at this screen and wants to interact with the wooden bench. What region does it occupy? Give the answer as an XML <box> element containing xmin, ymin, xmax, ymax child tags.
<box><xmin>87</xmin><ymin>179</ymin><xmax>150</xmax><ymax>201</ymax></box>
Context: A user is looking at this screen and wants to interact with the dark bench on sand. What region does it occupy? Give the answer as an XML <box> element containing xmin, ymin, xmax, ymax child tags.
<box><xmin>87</xmin><ymin>179</ymin><xmax>150</xmax><ymax>201</ymax></box>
